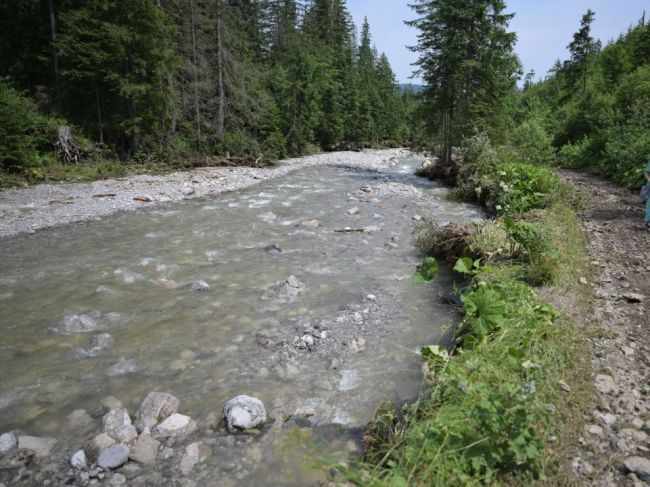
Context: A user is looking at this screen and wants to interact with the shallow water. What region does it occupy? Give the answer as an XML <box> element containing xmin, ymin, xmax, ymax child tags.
<box><xmin>0</xmin><ymin>155</ymin><xmax>481</xmax><ymax>485</ymax></box>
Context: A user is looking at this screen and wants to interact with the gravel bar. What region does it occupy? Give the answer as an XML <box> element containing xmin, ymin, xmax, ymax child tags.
<box><xmin>0</xmin><ymin>149</ymin><xmax>409</xmax><ymax>239</ymax></box>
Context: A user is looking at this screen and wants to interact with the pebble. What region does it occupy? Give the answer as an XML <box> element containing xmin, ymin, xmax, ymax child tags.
<box><xmin>102</xmin><ymin>408</ymin><xmax>137</xmax><ymax>444</ymax></box>
<box><xmin>625</xmin><ymin>457</ymin><xmax>650</xmax><ymax>481</ymax></box>
<box><xmin>70</xmin><ymin>450</ymin><xmax>87</xmax><ymax>469</ymax></box>
<box><xmin>594</xmin><ymin>374</ymin><xmax>619</xmax><ymax>395</ymax></box>
<box><xmin>347</xmin><ymin>207</ymin><xmax>360</xmax><ymax>215</ymax></box>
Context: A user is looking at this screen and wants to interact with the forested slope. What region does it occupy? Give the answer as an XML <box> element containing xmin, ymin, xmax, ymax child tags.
<box><xmin>0</xmin><ymin>0</ymin><xmax>422</xmax><ymax>185</ymax></box>
<box><xmin>517</xmin><ymin>12</ymin><xmax>650</xmax><ymax>187</ymax></box>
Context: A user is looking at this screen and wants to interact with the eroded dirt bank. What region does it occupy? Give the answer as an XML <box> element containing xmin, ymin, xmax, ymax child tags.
<box><xmin>0</xmin><ymin>149</ymin><xmax>408</xmax><ymax>239</ymax></box>
<box><xmin>562</xmin><ymin>171</ymin><xmax>650</xmax><ymax>486</ymax></box>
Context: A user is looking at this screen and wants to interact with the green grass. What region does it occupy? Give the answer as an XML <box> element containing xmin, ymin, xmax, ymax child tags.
<box><xmin>341</xmin><ymin>158</ymin><xmax>593</xmax><ymax>485</ymax></box>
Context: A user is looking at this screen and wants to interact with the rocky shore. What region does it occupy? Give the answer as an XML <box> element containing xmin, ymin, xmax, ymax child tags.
<box><xmin>0</xmin><ymin>149</ymin><xmax>409</xmax><ymax>239</ymax></box>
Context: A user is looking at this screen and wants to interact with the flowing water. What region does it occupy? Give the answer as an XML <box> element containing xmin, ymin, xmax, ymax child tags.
<box><xmin>0</xmin><ymin>155</ymin><xmax>481</xmax><ymax>485</ymax></box>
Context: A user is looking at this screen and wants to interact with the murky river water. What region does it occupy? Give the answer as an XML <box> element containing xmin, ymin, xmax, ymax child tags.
<box><xmin>0</xmin><ymin>155</ymin><xmax>481</xmax><ymax>485</ymax></box>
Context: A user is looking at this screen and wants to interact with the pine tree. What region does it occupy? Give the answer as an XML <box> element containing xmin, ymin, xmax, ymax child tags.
<box><xmin>407</xmin><ymin>0</ymin><xmax>519</xmax><ymax>161</ymax></box>
<box><xmin>57</xmin><ymin>0</ymin><xmax>177</xmax><ymax>152</ymax></box>
<box><xmin>564</xmin><ymin>9</ymin><xmax>601</xmax><ymax>98</ymax></box>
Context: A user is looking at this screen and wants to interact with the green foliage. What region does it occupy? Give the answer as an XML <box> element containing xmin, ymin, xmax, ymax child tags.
<box><xmin>517</xmin><ymin>15</ymin><xmax>650</xmax><ymax>189</ymax></box>
<box><xmin>0</xmin><ymin>79</ymin><xmax>53</xmax><ymax>172</ymax></box>
<box><xmin>460</xmin><ymin>284</ymin><xmax>508</xmax><ymax>342</ymax></box>
<box><xmin>490</xmin><ymin>163</ymin><xmax>560</xmax><ymax>215</ymax></box>
<box><xmin>510</xmin><ymin>119</ymin><xmax>555</xmax><ymax>165</ymax></box>
<box><xmin>413</xmin><ymin>257</ymin><xmax>439</xmax><ymax>283</ymax></box>
<box><xmin>348</xmin><ymin>264</ymin><xmax>581</xmax><ymax>485</ymax></box>
<box><xmin>407</xmin><ymin>0</ymin><xmax>520</xmax><ymax>161</ymax></box>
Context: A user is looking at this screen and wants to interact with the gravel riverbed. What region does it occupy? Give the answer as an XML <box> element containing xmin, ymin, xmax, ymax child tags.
<box><xmin>0</xmin><ymin>149</ymin><xmax>409</xmax><ymax>239</ymax></box>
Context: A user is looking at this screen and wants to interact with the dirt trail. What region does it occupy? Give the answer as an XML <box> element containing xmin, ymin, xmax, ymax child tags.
<box><xmin>562</xmin><ymin>171</ymin><xmax>650</xmax><ymax>486</ymax></box>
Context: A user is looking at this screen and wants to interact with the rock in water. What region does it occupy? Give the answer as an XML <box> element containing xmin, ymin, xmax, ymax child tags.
<box><xmin>223</xmin><ymin>395</ymin><xmax>266</xmax><ymax>431</ymax></box>
<box><xmin>17</xmin><ymin>436</ymin><xmax>58</xmax><ymax>458</ymax></box>
<box><xmin>264</xmin><ymin>244</ymin><xmax>282</xmax><ymax>255</ymax></box>
<box><xmin>102</xmin><ymin>408</ymin><xmax>137</xmax><ymax>444</ymax></box>
<box><xmin>106</xmin><ymin>359</ymin><xmax>136</xmax><ymax>377</ymax></box>
<box><xmin>57</xmin><ymin>313</ymin><xmax>99</xmax><ymax>334</ymax></box>
<box><xmin>70</xmin><ymin>450</ymin><xmax>87</xmax><ymax>469</ymax></box>
<box><xmin>155</xmin><ymin>414</ymin><xmax>196</xmax><ymax>437</ymax></box>
<box><xmin>262</xmin><ymin>276</ymin><xmax>305</xmax><ymax>303</ymax></box>
<box><xmin>87</xmin><ymin>333</ymin><xmax>114</xmax><ymax>357</ymax></box>
<box><xmin>135</xmin><ymin>392</ymin><xmax>180</xmax><ymax>434</ymax></box>
<box><xmin>66</xmin><ymin>409</ymin><xmax>95</xmax><ymax>436</ymax></box>
<box><xmin>347</xmin><ymin>207</ymin><xmax>360</xmax><ymax>215</ymax></box>
<box><xmin>180</xmin><ymin>442</ymin><xmax>212</xmax><ymax>475</ymax></box>
<box><xmin>128</xmin><ymin>435</ymin><xmax>160</xmax><ymax>465</ymax></box>
<box><xmin>97</xmin><ymin>444</ymin><xmax>129</xmax><ymax>469</ymax></box>
<box><xmin>0</xmin><ymin>432</ymin><xmax>17</xmax><ymax>456</ymax></box>
<box><xmin>301</xmin><ymin>220</ymin><xmax>321</xmax><ymax>228</ymax></box>
<box><xmin>192</xmin><ymin>280</ymin><xmax>211</xmax><ymax>291</ymax></box>
<box><xmin>625</xmin><ymin>457</ymin><xmax>650</xmax><ymax>481</ymax></box>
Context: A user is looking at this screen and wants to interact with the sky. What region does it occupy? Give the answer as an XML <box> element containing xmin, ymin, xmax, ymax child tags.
<box><xmin>347</xmin><ymin>0</ymin><xmax>648</xmax><ymax>84</ymax></box>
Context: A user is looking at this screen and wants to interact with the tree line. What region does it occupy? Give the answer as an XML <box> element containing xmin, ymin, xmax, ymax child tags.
<box><xmin>408</xmin><ymin>0</ymin><xmax>649</xmax><ymax>188</ymax></box>
<box><xmin>0</xmin><ymin>0</ymin><xmax>421</xmax><ymax>175</ymax></box>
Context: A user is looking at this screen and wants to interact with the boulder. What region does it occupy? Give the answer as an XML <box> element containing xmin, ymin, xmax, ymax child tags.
<box><xmin>128</xmin><ymin>435</ymin><xmax>160</xmax><ymax>466</ymax></box>
<box><xmin>97</xmin><ymin>444</ymin><xmax>129</xmax><ymax>469</ymax></box>
<box><xmin>135</xmin><ymin>392</ymin><xmax>180</xmax><ymax>434</ymax></box>
<box><xmin>102</xmin><ymin>408</ymin><xmax>137</xmax><ymax>444</ymax></box>
<box><xmin>70</xmin><ymin>450</ymin><xmax>87</xmax><ymax>469</ymax></box>
<box><xmin>223</xmin><ymin>395</ymin><xmax>266</xmax><ymax>431</ymax></box>
<box><xmin>0</xmin><ymin>433</ymin><xmax>17</xmax><ymax>457</ymax></box>
<box><xmin>156</xmin><ymin>414</ymin><xmax>196</xmax><ymax>438</ymax></box>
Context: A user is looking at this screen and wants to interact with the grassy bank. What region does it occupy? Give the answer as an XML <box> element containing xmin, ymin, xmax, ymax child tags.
<box><xmin>341</xmin><ymin>135</ymin><xmax>594</xmax><ymax>485</ymax></box>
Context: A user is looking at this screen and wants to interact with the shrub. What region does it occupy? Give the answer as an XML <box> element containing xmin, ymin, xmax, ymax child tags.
<box><xmin>510</xmin><ymin>119</ymin><xmax>555</xmax><ymax>166</ymax></box>
<box><xmin>0</xmin><ymin>79</ymin><xmax>50</xmax><ymax>172</ymax></box>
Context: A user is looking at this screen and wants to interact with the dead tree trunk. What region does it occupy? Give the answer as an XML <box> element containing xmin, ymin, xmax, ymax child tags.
<box><xmin>215</xmin><ymin>0</ymin><xmax>225</xmax><ymax>141</ymax></box>
<box><xmin>48</xmin><ymin>0</ymin><xmax>61</xmax><ymax>112</ymax></box>
<box><xmin>189</xmin><ymin>0</ymin><xmax>201</xmax><ymax>151</ymax></box>
<box><xmin>55</xmin><ymin>125</ymin><xmax>83</xmax><ymax>164</ymax></box>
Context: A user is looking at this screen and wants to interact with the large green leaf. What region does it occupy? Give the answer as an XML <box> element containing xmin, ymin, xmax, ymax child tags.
<box><xmin>413</xmin><ymin>257</ymin><xmax>439</xmax><ymax>283</ymax></box>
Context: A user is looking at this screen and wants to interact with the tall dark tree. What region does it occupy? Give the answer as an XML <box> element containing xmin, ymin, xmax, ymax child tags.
<box><xmin>407</xmin><ymin>0</ymin><xmax>520</xmax><ymax>161</ymax></box>
<box><xmin>564</xmin><ymin>9</ymin><xmax>600</xmax><ymax>98</ymax></box>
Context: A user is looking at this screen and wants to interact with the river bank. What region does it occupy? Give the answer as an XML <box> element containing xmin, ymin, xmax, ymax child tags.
<box><xmin>0</xmin><ymin>153</ymin><xmax>483</xmax><ymax>485</ymax></box>
<box><xmin>0</xmin><ymin>149</ymin><xmax>409</xmax><ymax>239</ymax></box>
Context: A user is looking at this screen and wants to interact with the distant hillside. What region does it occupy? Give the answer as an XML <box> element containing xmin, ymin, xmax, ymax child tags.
<box><xmin>399</xmin><ymin>83</ymin><xmax>425</xmax><ymax>94</ymax></box>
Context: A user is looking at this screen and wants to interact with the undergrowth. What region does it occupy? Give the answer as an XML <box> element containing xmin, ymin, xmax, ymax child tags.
<box><xmin>341</xmin><ymin>134</ymin><xmax>593</xmax><ymax>486</ymax></box>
